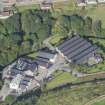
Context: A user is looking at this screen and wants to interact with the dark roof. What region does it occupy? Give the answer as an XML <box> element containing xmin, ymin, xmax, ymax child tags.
<box><xmin>38</xmin><ymin>51</ymin><xmax>56</xmax><ymax>60</ymax></box>
<box><xmin>20</xmin><ymin>80</ymin><xmax>29</xmax><ymax>86</ymax></box>
<box><xmin>67</xmin><ymin>43</ymin><xmax>92</xmax><ymax>59</ymax></box>
<box><xmin>10</xmin><ymin>58</ymin><xmax>37</xmax><ymax>77</ymax></box>
<box><xmin>60</xmin><ymin>37</ymin><xmax>83</xmax><ymax>52</ymax></box>
<box><xmin>58</xmin><ymin>35</ymin><xmax>80</xmax><ymax>50</ymax></box>
<box><xmin>73</xmin><ymin>45</ymin><xmax>97</xmax><ymax>61</ymax></box>
<box><xmin>19</xmin><ymin>84</ymin><xmax>27</xmax><ymax>90</ymax></box>
<box><xmin>35</xmin><ymin>57</ymin><xmax>49</xmax><ymax>62</ymax></box>
<box><xmin>26</xmin><ymin>62</ymin><xmax>37</xmax><ymax>72</ymax></box>
<box><xmin>15</xmin><ymin>57</ymin><xmax>37</xmax><ymax>72</ymax></box>
<box><xmin>11</xmin><ymin>68</ymin><xmax>23</xmax><ymax>76</ymax></box>
<box><xmin>57</xmin><ymin>35</ymin><xmax>98</xmax><ymax>64</ymax></box>
<box><xmin>23</xmin><ymin>75</ymin><xmax>33</xmax><ymax>81</ymax></box>
<box><xmin>35</xmin><ymin>57</ymin><xmax>52</xmax><ymax>68</ymax></box>
<box><xmin>76</xmin><ymin>0</ymin><xmax>85</xmax><ymax>4</ymax></box>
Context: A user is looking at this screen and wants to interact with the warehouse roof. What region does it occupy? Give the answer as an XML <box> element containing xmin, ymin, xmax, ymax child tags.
<box><xmin>57</xmin><ymin>35</ymin><xmax>98</xmax><ymax>64</ymax></box>
<box><xmin>37</xmin><ymin>51</ymin><xmax>56</xmax><ymax>60</ymax></box>
<box><xmin>35</xmin><ymin>57</ymin><xmax>52</xmax><ymax>68</ymax></box>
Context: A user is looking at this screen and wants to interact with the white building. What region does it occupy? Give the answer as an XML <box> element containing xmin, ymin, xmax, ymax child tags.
<box><xmin>86</xmin><ymin>0</ymin><xmax>97</xmax><ymax>4</ymax></box>
<box><xmin>97</xmin><ymin>0</ymin><xmax>105</xmax><ymax>3</ymax></box>
<box><xmin>10</xmin><ymin>74</ymin><xmax>22</xmax><ymax>90</ymax></box>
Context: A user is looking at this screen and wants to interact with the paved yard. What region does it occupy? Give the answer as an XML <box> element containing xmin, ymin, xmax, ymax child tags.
<box><xmin>0</xmin><ymin>80</ymin><xmax>12</xmax><ymax>101</ymax></box>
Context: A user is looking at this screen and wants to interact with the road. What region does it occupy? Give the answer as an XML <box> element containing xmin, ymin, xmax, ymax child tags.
<box><xmin>46</xmin><ymin>54</ymin><xmax>66</xmax><ymax>77</ymax></box>
<box><xmin>43</xmin><ymin>37</ymin><xmax>55</xmax><ymax>51</ymax></box>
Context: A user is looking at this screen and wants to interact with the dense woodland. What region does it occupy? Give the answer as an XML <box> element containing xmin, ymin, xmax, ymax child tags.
<box><xmin>52</xmin><ymin>14</ymin><xmax>102</xmax><ymax>37</ymax></box>
<box><xmin>0</xmin><ymin>10</ymin><xmax>55</xmax><ymax>66</ymax></box>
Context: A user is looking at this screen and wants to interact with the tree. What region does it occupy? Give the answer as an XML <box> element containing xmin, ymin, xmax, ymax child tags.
<box><xmin>70</xmin><ymin>14</ymin><xmax>84</xmax><ymax>34</ymax></box>
<box><xmin>5</xmin><ymin>13</ymin><xmax>21</xmax><ymax>34</ymax></box>
<box><xmin>52</xmin><ymin>15</ymin><xmax>70</xmax><ymax>37</ymax></box>
<box><xmin>0</xmin><ymin>21</ymin><xmax>7</xmax><ymax>35</ymax></box>
<box><xmin>19</xmin><ymin>41</ymin><xmax>32</xmax><ymax>55</ymax></box>
<box><xmin>93</xmin><ymin>20</ymin><xmax>102</xmax><ymax>35</ymax></box>
<box><xmin>84</xmin><ymin>17</ymin><xmax>92</xmax><ymax>35</ymax></box>
<box><xmin>11</xmin><ymin>4</ymin><xmax>19</xmax><ymax>14</ymax></box>
<box><xmin>21</xmin><ymin>10</ymin><xmax>42</xmax><ymax>34</ymax></box>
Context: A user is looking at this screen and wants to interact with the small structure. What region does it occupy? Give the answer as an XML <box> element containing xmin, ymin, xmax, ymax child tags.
<box><xmin>56</xmin><ymin>35</ymin><xmax>98</xmax><ymax>65</ymax></box>
<box><xmin>0</xmin><ymin>7</ymin><xmax>13</xmax><ymax>19</ymax></box>
<box><xmin>76</xmin><ymin>0</ymin><xmax>87</xmax><ymax>6</ymax></box>
<box><xmin>19</xmin><ymin>75</ymin><xmax>34</xmax><ymax>92</ymax></box>
<box><xmin>38</xmin><ymin>51</ymin><xmax>57</xmax><ymax>63</ymax></box>
<box><xmin>97</xmin><ymin>0</ymin><xmax>105</xmax><ymax>3</ymax></box>
<box><xmin>40</xmin><ymin>0</ymin><xmax>53</xmax><ymax>10</ymax></box>
<box><xmin>15</xmin><ymin>57</ymin><xmax>38</xmax><ymax>76</ymax></box>
<box><xmin>2</xmin><ymin>0</ymin><xmax>15</xmax><ymax>6</ymax></box>
<box><xmin>35</xmin><ymin>51</ymin><xmax>57</xmax><ymax>69</ymax></box>
<box><xmin>86</xmin><ymin>0</ymin><xmax>97</xmax><ymax>4</ymax></box>
<box><xmin>88</xmin><ymin>54</ymin><xmax>103</xmax><ymax>65</ymax></box>
<box><xmin>35</xmin><ymin>57</ymin><xmax>53</xmax><ymax>69</ymax></box>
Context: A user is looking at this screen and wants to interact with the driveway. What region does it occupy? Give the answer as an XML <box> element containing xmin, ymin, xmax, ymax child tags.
<box><xmin>46</xmin><ymin>54</ymin><xmax>66</xmax><ymax>77</ymax></box>
<box><xmin>0</xmin><ymin>80</ymin><xmax>12</xmax><ymax>101</ymax></box>
<box><xmin>43</xmin><ymin>37</ymin><xmax>55</xmax><ymax>51</ymax></box>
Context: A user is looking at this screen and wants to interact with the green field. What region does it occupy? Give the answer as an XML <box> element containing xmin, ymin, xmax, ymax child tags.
<box><xmin>47</xmin><ymin>71</ymin><xmax>78</xmax><ymax>89</ymax></box>
<box><xmin>16</xmin><ymin>4</ymin><xmax>40</xmax><ymax>12</ymax></box>
<box><xmin>28</xmin><ymin>52</ymin><xmax>38</xmax><ymax>58</ymax></box>
<box><xmin>86</xmin><ymin>6</ymin><xmax>105</xmax><ymax>28</ymax></box>
<box><xmin>37</xmin><ymin>82</ymin><xmax>105</xmax><ymax>105</ymax></box>
<box><xmin>49</xmin><ymin>35</ymin><xmax>65</xmax><ymax>46</ymax></box>
<box><xmin>92</xmin><ymin>99</ymin><xmax>105</xmax><ymax>105</ymax></box>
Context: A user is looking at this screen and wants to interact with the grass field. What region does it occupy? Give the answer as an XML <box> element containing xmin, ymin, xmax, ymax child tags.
<box><xmin>49</xmin><ymin>35</ymin><xmax>65</xmax><ymax>45</ymax></box>
<box><xmin>37</xmin><ymin>82</ymin><xmax>105</xmax><ymax>105</ymax></box>
<box><xmin>86</xmin><ymin>6</ymin><xmax>105</xmax><ymax>28</ymax></box>
<box><xmin>47</xmin><ymin>71</ymin><xmax>78</xmax><ymax>89</ymax></box>
<box><xmin>92</xmin><ymin>99</ymin><xmax>105</xmax><ymax>105</ymax></box>
<box><xmin>16</xmin><ymin>4</ymin><xmax>40</xmax><ymax>12</ymax></box>
<box><xmin>27</xmin><ymin>52</ymin><xmax>38</xmax><ymax>58</ymax></box>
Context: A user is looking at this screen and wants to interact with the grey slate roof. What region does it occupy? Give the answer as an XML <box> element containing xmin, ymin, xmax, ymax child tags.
<box><xmin>58</xmin><ymin>35</ymin><xmax>80</xmax><ymax>50</ymax></box>
<box><xmin>38</xmin><ymin>51</ymin><xmax>56</xmax><ymax>60</ymax></box>
<box><xmin>76</xmin><ymin>0</ymin><xmax>86</xmax><ymax>4</ymax></box>
<box><xmin>11</xmin><ymin>68</ymin><xmax>23</xmax><ymax>76</ymax></box>
<box><xmin>19</xmin><ymin>84</ymin><xmax>27</xmax><ymax>90</ymax></box>
<box><xmin>10</xmin><ymin>57</ymin><xmax>38</xmax><ymax>78</ymax></box>
<box><xmin>57</xmin><ymin>35</ymin><xmax>98</xmax><ymax>64</ymax></box>
<box><xmin>16</xmin><ymin>58</ymin><xmax>37</xmax><ymax>72</ymax></box>
<box><xmin>35</xmin><ymin>57</ymin><xmax>52</xmax><ymax>68</ymax></box>
<box><xmin>20</xmin><ymin>79</ymin><xmax>29</xmax><ymax>85</ymax></box>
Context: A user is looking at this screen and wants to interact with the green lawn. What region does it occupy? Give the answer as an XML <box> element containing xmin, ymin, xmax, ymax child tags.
<box><xmin>27</xmin><ymin>52</ymin><xmax>38</xmax><ymax>58</ymax></box>
<box><xmin>16</xmin><ymin>4</ymin><xmax>40</xmax><ymax>12</ymax></box>
<box><xmin>53</xmin><ymin>0</ymin><xmax>75</xmax><ymax>10</ymax></box>
<box><xmin>47</xmin><ymin>71</ymin><xmax>78</xmax><ymax>89</ymax></box>
<box><xmin>37</xmin><ymin>82</ymin><xmax>105</xmax><ymax>105</ymax></box>
<box><xmin>86</xmin><ymin>6</ymin><xmax>105</xmax><ymax>28</ymax></box>
<box><xmin>85</xmin><ymin>38</ymin><xmax>105</xmax><ymax>73</ymax></box>
<box><xmin>49</xmin><ymin>35</ymin><xmax>65</xmax><ymax>45</ymax></box>
<box><xmin>92</xmin><ymin>99</ymin><xmax>105</xmax><ymax>105</ymax></box>
<box><xmin>87</xmin><ymin>61</ymin><xmax>105</xmax><ymax>73</ymax></box>
<box><xmin>74</xmin><ymin>5</ymin><xmax>105</xmax><ymax>28</ymax></box>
